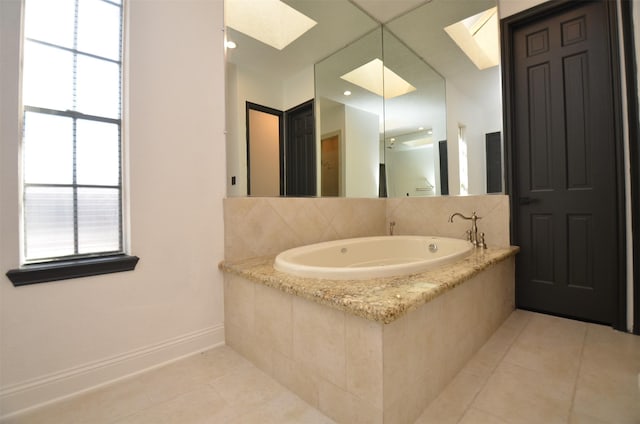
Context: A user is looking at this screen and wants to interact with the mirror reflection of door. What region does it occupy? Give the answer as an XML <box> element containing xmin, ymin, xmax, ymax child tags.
<box><xmin>321</xmin><ymin>133</ymin><xmax>340</xmax><ymax>196</ymax></box>
<box><xmin>246</xmin><ymin>103</ymin><xmax>283</xmax><ymax>196</ymax></box>
<box><xmin>284</xmin><ymin>100</ymin><xmax>316</xmax><ymax>196</ymax></box>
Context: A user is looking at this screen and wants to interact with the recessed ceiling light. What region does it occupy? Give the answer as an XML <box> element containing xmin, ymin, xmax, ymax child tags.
<box><xmin>444</xmin><ymin>7</ymin><xmax>499</xmax><ymax>70</ymax></box>
<box><xmin>340</xmin><ymin>58</ymin><xmax>416</xmax><ymax>99</ymax></box>
<box><xmin>418</xmin><ymin>127</ymin><xmax>424</xmax><ymax>131</ymax></box>
<box><xmin>226</xmin><ymin>0</ymin><xmax>317</xmax><ymax>50</ymax></box>
<box><xmin>344</xmin><ymin>90</ymin><xmax>352</xmax><ymax>96</ymax></box>
<box><xmin>225</xmin><ymin>40</ymin><xmax>237</xmax><ymax>49</ymax></box>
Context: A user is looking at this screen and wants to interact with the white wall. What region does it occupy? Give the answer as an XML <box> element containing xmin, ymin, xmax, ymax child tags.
<box><xmin>344</xmin><ymin>106</ymin><xmax>380</xmax><ymax>197</ymax></box>
<box><xmin>226</xmin><ymin>65</ymin><xmax>284</xmax><ymax>197</ymax></box>
<box><xmin>283</xmin><ymin>65</ymin><xmax>314</xmax><ymax>110</ymax></box>
<box><xmin>0</xmin><ymin>0</ymin><xmax>227</xmax><ymax>416</ymax></box>
<box><xmin>319</xmin><ymin>101</ymin><xmax>346</xmax><ymax>195</ymax></box>
<box><xmin>446</xmin><ymin>79</ymin><xmax>502</xmax><ymax>196</ymax></box>
<box><xmin>386</xmin><ymin>146</ymin><xmax>436</xmax><ymax>197</ymax></box>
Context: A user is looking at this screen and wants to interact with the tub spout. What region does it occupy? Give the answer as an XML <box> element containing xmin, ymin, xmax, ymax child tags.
<box><xmin>448</xmin><ymin>211</ymin><xmax>484</xmax><ymax>248</ymax></box>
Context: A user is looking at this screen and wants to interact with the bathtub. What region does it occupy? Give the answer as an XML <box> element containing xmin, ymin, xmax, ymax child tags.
<box><xmin>274</xmin><ymin>235</ymin><xmax>474</xmax><ymax>280</ymax></box>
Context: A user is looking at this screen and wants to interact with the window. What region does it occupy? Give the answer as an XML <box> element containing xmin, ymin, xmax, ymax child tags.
<box><xmin>6</xmin><ymin>0</ymin><xmax>138</xmax><ymax>285</ymax></box>
<box><xmin>458</xmin><ymin>125</ymin><xmax>468</xmax><ymax>195</ymax></box>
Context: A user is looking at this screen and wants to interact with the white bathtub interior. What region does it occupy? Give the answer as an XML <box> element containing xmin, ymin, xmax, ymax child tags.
<box><xmin>274</xmin><ymin>235</ymin><xmax>474</xmax><ymax>280</ymax></box>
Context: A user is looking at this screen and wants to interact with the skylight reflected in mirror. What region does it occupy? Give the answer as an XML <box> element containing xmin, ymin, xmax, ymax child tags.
<box><xmin>226</xmin><ymin>0</ymin><xmax>317</xmax><ymax>50</ymax></box>
<box><xmin>444</xmin><ymin>7</ymin><xmax>499</xmax><ymax>70</ymax></box>
<box><xmin>340</xmin><ymin>58</ymin><xmax>416</xmax><ymax>99</ymax></box>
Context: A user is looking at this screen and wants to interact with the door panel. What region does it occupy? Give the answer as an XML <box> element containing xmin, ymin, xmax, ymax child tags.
<box><xmin>511</xmin><ymin>1</ymin><xmax>619</xmax><ymax>324</ymax></box>
<box><xmin>285</xmin><ymin>100</ymin><xmax>316</xmax><ymax>196</ymax></box>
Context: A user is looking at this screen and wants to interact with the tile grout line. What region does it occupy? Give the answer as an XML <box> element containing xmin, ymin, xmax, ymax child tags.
<box><xmin>454</xmin><ymin>311</ymin><xmax>534</xmax><ymax>424</ymax></box>
<box><xmin>567</xmin><ymin>324</ymin><xmax>589</xmax><ymax>422</ymax></box>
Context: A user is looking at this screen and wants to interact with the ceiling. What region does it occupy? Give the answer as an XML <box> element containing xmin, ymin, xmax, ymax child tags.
<box><xmin>225</xmin><ymin>0</ymin><xmax>500</xmax><ymax>125</ymax></box>
<box><xmin>350</xmin><ymin>0</ymin><xmax>432</xmax><ymax>23</ymax></box>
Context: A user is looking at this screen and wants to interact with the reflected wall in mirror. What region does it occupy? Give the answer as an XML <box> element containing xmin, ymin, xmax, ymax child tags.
<box><xmin>386</xmin><ymin>0</ymin><xmax>503</xmax><ymax>195</ymax></box>
<box><xmin>225</xmin><ymin>0</ymin><xmax>377</xmax><ymax>197</ymax></box>
<box><xmin>381</xmin><ymin>27</ymin><xmax>446</xmax><ymax>197</ymax></box>
<box><xmin>315</xmin><ymin>28</ymin><xmax>384</xmax><ymax>198</ymax></box>
<box><xmin>224</xmin><ymin>0</ymin><xmax>503</xmax><ymax>198</ymax></box>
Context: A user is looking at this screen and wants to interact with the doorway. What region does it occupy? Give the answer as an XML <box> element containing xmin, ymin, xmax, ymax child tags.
<box><xmin>502</xmin><ymin>0</ymin><xmax>626</xmax><ymax>327</ymax></box>
<box><xmin>246</xmin><ymin>101</ymin><xmax>317</xmax><ymax>197</ymax></box>
<box><xmin>246</xmin><ymin>103</ymin><xmax>283</xmax><ymax>196</ymax></box>
<box><xmin>321</xmin><ymin>132</ymin><xmax>340</xmax><ymax>196</ymax></box>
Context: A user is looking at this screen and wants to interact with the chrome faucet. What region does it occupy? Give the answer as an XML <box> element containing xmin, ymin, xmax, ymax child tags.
<box><xmin>448</xmin><ymin>211</ymin><xmax>486</xmax><ymax>248</ymax></box>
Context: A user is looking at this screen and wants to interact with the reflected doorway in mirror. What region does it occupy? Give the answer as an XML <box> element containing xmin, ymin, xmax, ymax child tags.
<box><xmin>321</xmin><ymin>131</ymin><xmax>341</xmax><ymax>196</ymax></box>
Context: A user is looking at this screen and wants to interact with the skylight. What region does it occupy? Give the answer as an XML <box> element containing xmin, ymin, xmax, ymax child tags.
<box><xmin>444</xmin><ymin>7</ymin><xmax>499</xmax><ymax>70</ymax></box>
<box><xmin>340</xmin><ymin>59</ymin><xmax>416</xmax><ymax>99</ymax></box>
<box><xmin>225</xmin><ymin>0</ymin><xmax>317</xmax><ymax>50</ymax></box>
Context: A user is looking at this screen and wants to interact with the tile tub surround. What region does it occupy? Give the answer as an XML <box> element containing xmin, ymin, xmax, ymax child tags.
<box><xmin>386</xmin><ymin>195</ymin><xmax>510</xmax><ymax>247</ymax></box>
<box><xmin>220</xmin><ymin>247</ymin><xmax>518</xmax><ymax>324</ymax></box>
<box><xmin>223</xmin><ymin>197</ymin><xmax>387</xmax><ymax>261</ymax></box>
<box><xmin>223</xmin><ymin>194</ymin><xmax>510</xmax><ymax>262</ymax></box>
<box><xmin>221</xmin><ymin>250</ymin><xmax>516</xmax><ymax>423</ymax></box>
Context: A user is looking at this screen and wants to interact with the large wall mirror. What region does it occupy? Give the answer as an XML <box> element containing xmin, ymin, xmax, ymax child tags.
<box><xmin>225</xmin><ymin>0</ymin><xmax>502</xmax><ymax>198</ymax></box>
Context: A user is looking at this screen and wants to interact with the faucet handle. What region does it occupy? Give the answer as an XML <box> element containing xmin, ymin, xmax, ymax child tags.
<box><xmin>479</xmin><ymin>232</ymin><xmax>487</xmax><ymax>249</ymax></box>
<box><xmin>465</xmin><ymin>229</ymin><xmax>472</xmax><ymax>242</ymax></box>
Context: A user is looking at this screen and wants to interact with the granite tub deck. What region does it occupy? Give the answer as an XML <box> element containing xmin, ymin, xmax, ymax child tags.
<box><xmin>221</xmin><ymin>246</ymin><xmax>519</xmax><ymax>424</ymax></box>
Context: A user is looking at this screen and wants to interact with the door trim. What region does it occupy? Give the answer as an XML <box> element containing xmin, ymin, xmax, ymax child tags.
<box><xmin>245</xmin><ymin>102</ymin><xmax>285</xmax><ymax>196</ymax></box>
<box><xmin>501</xmin><ymin>0</ymin><xmax>628</xmax><ymax>331</ymax></box>
<box><xmin>620</xmin><ymin>0</ymin><xmax>640</xmax><ymax>334</ymax></box>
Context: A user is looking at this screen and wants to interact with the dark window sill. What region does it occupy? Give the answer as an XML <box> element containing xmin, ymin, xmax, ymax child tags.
<box><xmin>6</xmin><ymin>254</ymin><xmax>139</xmax><ymax>286</ymax></box>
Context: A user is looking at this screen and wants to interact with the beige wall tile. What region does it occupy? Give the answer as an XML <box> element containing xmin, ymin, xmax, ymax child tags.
<box><xmin>224</xmin><ymin>274</ymin><xmax>255</xmax><ymax>333</ymax></box>
<box><xmin>225</xmin><ymin>321</ymin><xmax>273</xmax><ymax>375</ymax></box>
<box><xmin>255</xmin><ymin>284</ymin><xmax>293</xmax><ymax>358</ymax></box>
<box><xmin>292</xmin><ymin>297</ymin><xmax>347</xmax><ymax>388</ymax></box>
<box><xmin>224</xmin><ymin>198</ymin><xmax>387</xmax><ymax>260</ymax></box>
<box><xmin>386</xmin><ymin>195</ymin><xmax>511</xmax><ymax>247</ymax></box>
<box><xmin>406</xmin><ymin>294</ymin><xmax>446</xmax><ymax>394</ymax></box>
<box><xmin>440</xmin><ymin>276</ymin><xmax>483</xmax><ymax>383</ymax></box>
<box><xmin>345</xmin><ymin>314</ymin><xmax>383</xmax><ymax>409</ymax></box>
<box><xmin>382</xmin><ymin>312</ymin><xmax>410</xmax><ymax>409</ymax></box>
<box><xmin>224</xmin><ymin>195</ymin><xmax>511</xmax><ymax>260</ymax></box>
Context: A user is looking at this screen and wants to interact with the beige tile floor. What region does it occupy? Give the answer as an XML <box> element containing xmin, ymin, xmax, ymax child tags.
<box><xmin>4</xmin><ymin>309</ymin><xmax>640</xmax><ymax>424</ymax></box>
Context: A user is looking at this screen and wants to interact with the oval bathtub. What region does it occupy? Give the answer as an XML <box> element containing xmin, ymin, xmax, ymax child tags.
<box><xmin>274</xmin><ymin>235</ymin><xmax>474</xmax><ymax>280</ymax></box>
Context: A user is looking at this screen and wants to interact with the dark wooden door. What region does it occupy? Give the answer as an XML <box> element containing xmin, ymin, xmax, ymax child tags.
<box><xmin>485</xmin><ymin>132</ymin><xmax>502</xmax><ymax>193</ymax></box>
<box><xmin>510</xmin><ymin>1</ymin><xmax>621</xmax><ymax>324</ymax></box>
<box><xmin>285</xmin><ymin>100</ymin><xmax>316</xmax><ymax>196</ymax></box>
<box><xmin>438</xmin><ymin>140</ymin><xmax>449</xmax><ymax>195</ymax></box>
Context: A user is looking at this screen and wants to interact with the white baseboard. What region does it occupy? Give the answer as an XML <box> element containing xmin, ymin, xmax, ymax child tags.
<box><xmin>0</xmin><ymin>324</ymin><xmax>225</xmax><ymax>419</ymax></box>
